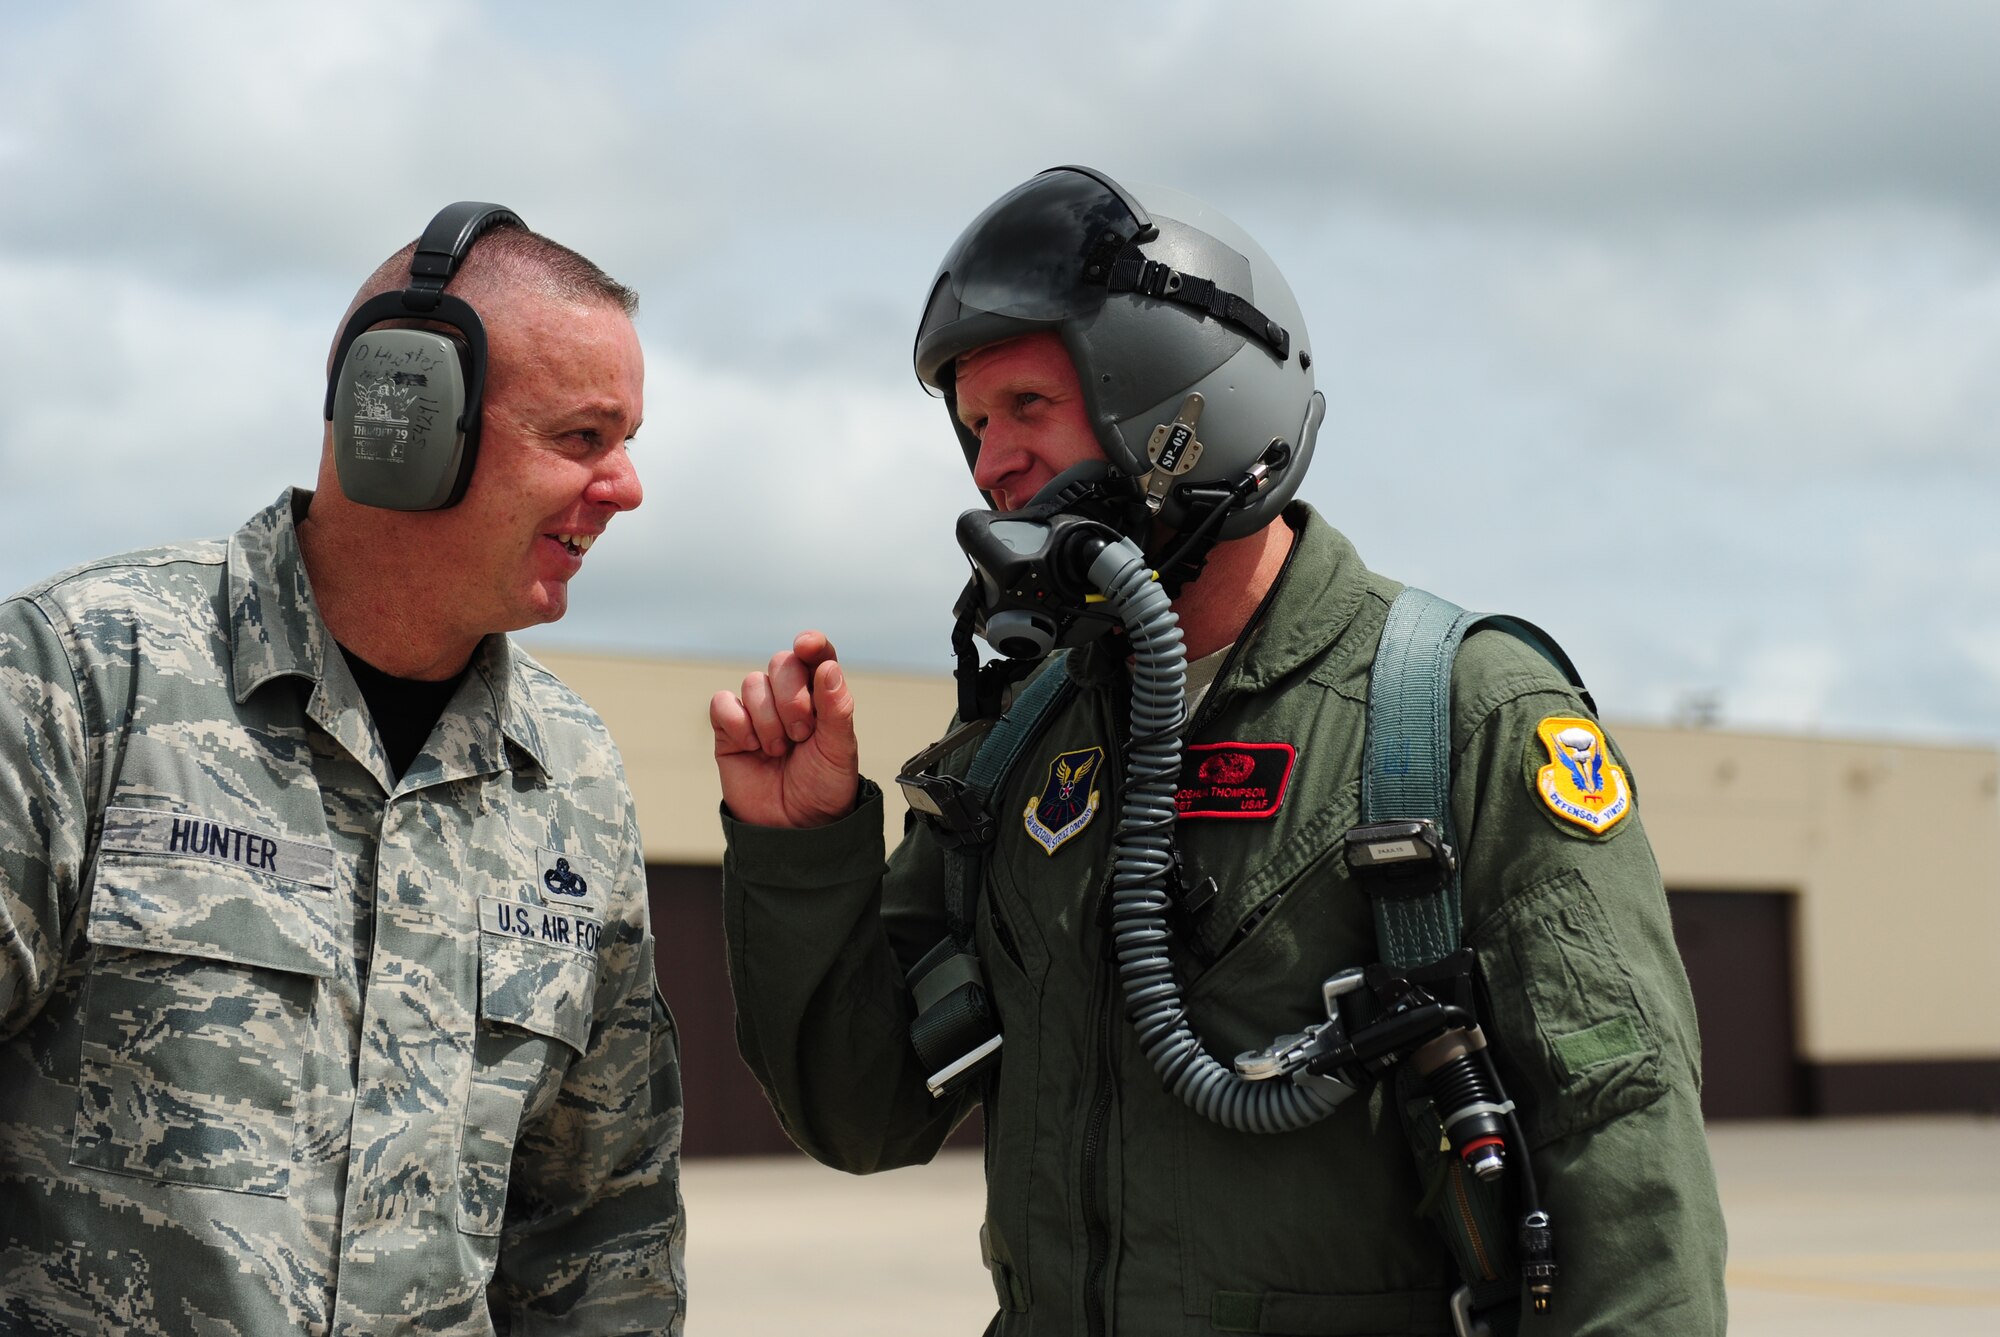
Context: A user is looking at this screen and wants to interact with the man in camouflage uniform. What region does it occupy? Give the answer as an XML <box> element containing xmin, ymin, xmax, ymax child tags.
<box><xmin>0</xmin><ymin>215</ymin><xmax>685</xmax><ymax>1333</ymax></box>
<box><xmin>712</xmin><ymin>169</ymin><xmax>1725</xmax><ymax>1334</ymax></box>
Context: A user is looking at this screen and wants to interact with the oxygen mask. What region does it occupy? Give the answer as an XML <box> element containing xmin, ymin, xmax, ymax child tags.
<box><xmin>950</xmin><ymin>464</ymin><xmax>1142</xmax><ymax>663</ymax></box>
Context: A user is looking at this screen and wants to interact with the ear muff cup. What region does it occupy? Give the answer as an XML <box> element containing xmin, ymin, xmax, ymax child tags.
<box><xmin>329</xmin><ymin>327</ymin><xmax>473</xmax><ymax>511</ymax></box>
<box><xmin>323</xmin><ymin>202</ymin><xmax>523</xmax><ymax>511</ymax></box>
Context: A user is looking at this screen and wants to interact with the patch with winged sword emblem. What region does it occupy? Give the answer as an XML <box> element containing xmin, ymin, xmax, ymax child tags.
<box><xmin>1023</xmin><ymin>746</ymin><xmax>1105</xmax><ymax>854</ymax></box>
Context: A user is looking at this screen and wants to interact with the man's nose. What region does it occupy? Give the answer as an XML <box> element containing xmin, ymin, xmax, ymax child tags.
<box><xmin>971</xmin><ymin>427</ymin><xmax>1023</xmax><ymax>493</ymax></box>
<box><xmin>587</xmin><ymin>445</ymin><xmax>643</xmax><ymax>512</ymax></box>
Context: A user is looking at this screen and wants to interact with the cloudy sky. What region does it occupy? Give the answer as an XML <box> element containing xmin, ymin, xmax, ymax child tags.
<box><xmin>3</xmin><ymin>1</ymin><xmax>1996</xmax><ymax>746</ymax></box>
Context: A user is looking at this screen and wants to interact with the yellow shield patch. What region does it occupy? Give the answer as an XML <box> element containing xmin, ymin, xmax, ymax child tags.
<box><xmin>1531</xmin><ymin>716</ymin><xmax>1632</xmax><ymax>836</ymax></box>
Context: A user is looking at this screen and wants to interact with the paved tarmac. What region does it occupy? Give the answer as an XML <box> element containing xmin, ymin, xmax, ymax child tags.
<box><xmin>681</xmin><ymin>1114</ymin><xmax>1999</xmax><ymax>1335</ymax></box>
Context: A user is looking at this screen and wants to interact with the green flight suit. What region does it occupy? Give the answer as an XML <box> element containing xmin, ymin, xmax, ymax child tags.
<box><xmin>724</xmin><ymin>505</ymin><xmax>1725</xmax><ymax>1336</ymax></box>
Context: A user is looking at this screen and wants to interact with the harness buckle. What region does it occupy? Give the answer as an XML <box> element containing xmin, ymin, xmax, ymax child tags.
<box><xmin>898</xmin><ymin>772</ymin><xmax>994</xmax><ymax>848</ymax></box>
<box><xmin>1343</xmin><ymin>819</ymin><xmax>1456</xmax><ymax>899</ymax></box>
<box><xmin>1231</xmin><ymin>967</ymin><xmax>1365</xmax><ymax>1104</ymax></box>
<box><xmin>898</xmin><ymin>720</ymin><xmax>998</xmax><ymax>848</ymax></box>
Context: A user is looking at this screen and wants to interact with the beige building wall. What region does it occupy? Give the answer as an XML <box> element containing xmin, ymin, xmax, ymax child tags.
<box><xmin>537</xmin><ymin>648</ymin><xmax>2000</xmax><ymax>1069</ymax></box>
<box><xmin>535</xmin><ymin>650</ymin><xmax>959</xmax><ymax>864</ymax></box>
<box><xmin>1614</xmin><ymin>725</ymin><xmax>2000</xmax><ymax>1064</ymax></box>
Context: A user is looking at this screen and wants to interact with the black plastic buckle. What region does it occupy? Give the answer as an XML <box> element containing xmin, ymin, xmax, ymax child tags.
<box><xmin>907</xmin><ymin>941</ymin><xmax>1003</xmax><ymax>1097</ymax></box>
<box><xmin>898</xmin><ymin>772</ymin><xmax>994</xmax><ymax>848</ymax></box>
<box><xmin>1343</xmin><ymin>819</ymin><xmax>1456</xmax><ymax>899</ymax></box>
<box><xmin>1162</xmin><ymin>853</ymin><xmax>1218</xmax><ymax>966</ymax></box>
<box><xmin>898</xmin><ymin>721</ymin><xmax>997</xmax><ymax>848</ymax></box>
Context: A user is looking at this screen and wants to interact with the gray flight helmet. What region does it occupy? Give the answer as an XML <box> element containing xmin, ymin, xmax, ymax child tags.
<box><xmin>913</xmin><ymin>165</ymin><xmax>1324</xmax><ymax>539</ymax></box>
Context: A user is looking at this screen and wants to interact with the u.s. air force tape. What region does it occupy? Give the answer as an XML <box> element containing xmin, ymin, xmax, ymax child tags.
<box><xmin>480</xmin><ymin>895</ymin><xmax>603</xmax><ymax>958</ymax></box>
<box><xmin>99</xmin><ymin>806</ymin><xmax>335</xmax><ymax>888</ymax></box>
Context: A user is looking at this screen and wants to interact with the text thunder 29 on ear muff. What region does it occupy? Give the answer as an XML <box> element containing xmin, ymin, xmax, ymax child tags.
<box><xmin>324</xmin><ymin>202</ymin><xmax>524</xmax><ymax>511</ymax></box>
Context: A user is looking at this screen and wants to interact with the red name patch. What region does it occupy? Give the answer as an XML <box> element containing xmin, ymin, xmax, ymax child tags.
<box><xmin>1176</xmin><ymin>741</ymin><xmax>1296</xmax><ymax>820</ymax></box>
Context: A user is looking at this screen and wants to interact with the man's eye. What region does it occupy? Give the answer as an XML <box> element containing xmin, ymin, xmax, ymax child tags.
<box><xmin>1015</xmin><ymin>392</ymin><xmax>1043</xmax><ymax>411</ymax></box>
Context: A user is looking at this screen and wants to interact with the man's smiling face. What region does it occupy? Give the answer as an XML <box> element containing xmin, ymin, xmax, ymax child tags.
<box><xmin>420</xmin><ymin>288</ymin><xmax>645</xmax><ymax>640</ymax></box>
<box><xmin>955</xmin><ymin>331</ymin><xmax>1105</xmax><ymax>513</ymax></box>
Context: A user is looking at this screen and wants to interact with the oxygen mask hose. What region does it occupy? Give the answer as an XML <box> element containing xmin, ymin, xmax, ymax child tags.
<box><xmin>1084</xmin><ymin>536</ymin><xmax>1346</xmax><ymax>1134</ymax></box>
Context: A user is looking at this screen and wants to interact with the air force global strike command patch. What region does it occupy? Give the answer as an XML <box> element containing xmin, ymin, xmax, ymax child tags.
<box><xmin>1531</xmin><ymin>715</ymin><xmax>1633</xmax><ymax>837</ymax></box>
<box><xmin>1024</xmin><ymin>746</ymin><xmax>1105</xmax><ymax>854</ymax></box>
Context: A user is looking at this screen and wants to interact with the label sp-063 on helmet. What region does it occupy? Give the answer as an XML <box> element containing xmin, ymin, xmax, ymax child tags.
<box><xmin>913</xmin><ymin>166</ymin><xmax>1325</xmax><ymax>540</ymax></box>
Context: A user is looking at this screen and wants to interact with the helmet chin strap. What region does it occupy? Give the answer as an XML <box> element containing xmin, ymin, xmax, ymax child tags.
<box><xmin>1147</xmin><ymin>438</ymin><xmax>1292</xmax><ymax>600</ymax></box>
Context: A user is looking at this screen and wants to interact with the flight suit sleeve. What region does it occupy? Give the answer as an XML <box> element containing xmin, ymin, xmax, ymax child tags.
<box><xmin>0</xmin><ymin>595</ymin><xmax>91</xmax><ymax>1043</ymax></box>
<box><xmin>1449</xmin><ymin>633</ymin><xmax>1728</xmax><ymax>1335</ymax></box>
<box><xmin>722</xmin><ymin>779</ymin><xmax>974</xmax><ymax>1173</ymax></box>
<box><xmin>489</xmin><ymin>806</ymin><xmax>687</xmax><ymax>1335</ymax></box>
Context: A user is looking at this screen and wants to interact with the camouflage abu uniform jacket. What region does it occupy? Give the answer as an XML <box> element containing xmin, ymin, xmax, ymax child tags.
<box><xmin>0</xmin><ymin>491</ymin><xmax>685</xmax><ymax>1335</ymax></box>
<box><xmin>724</xmin><ymin>504</ymin><xmax>1725</xmax><ymax>1336</ymax></box>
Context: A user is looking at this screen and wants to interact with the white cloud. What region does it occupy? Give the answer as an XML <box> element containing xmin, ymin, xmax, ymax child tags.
<box><xmin>0</xmin><ymin>257</ymin><xmax>324</xmax><ymax>591</ymax></box>
<box><xmin>2</xmin><ymin>1</ymin><xmax>1997</xmax><ymax>746</ymax></box>
<box><xmin>0</xmin><ymin>0</ymin><xmax>667</xmax><ymax>281</ymax></box>
<box><xmin>525</xmin><ymin>339</ymin><xmax>978</xmax><ymax>670</ymax></box>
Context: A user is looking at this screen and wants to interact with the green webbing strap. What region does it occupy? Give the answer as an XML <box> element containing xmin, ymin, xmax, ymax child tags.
<box><xmin>1365</xmin><ymin>588</ymin><xmax>1591</xmax><ymax>1337</ymax></box>
<box><xmin>1362</xmin><ymin>589</ymin><xmax>1482</xmax><ymax>969</ymax></box>
<box><xmin>941</xmin><ymin>655</ymin><xmax>1076</xmax><ymax>944</ymax></box>
<box><xmin>1362</xmin><ymin>589</ymin><xmax>1591</xmax><ymax>970</ymax></box>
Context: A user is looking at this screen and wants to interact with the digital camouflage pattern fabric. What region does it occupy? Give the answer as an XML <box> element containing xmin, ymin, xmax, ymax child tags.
<box><xmin>0</xmin><ymin>491</ymin><xmax>685</xmax><ymax>1335</ymax></box>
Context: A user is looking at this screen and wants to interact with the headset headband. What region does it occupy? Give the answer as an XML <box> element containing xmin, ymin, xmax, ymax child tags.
<box><xmin>322</xmin><ymin>202</ymin><xmax>525</xmax><ymax>422</ymax></box>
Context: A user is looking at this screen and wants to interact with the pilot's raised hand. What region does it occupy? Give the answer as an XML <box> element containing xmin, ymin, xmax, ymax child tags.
<box><xmin>710</xmin><ymin>630</ymin><xmax>859</xmax><ymax>828</ymax></box>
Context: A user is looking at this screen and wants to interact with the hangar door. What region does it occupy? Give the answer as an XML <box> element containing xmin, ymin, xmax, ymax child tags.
<box><xmin>1665</xmin><ymin>890</ymin><xmax>1804</xmax><ymax>1119</ymax></box>
<box><xmin>649</xmin><ymin>863</ymin><xmax>981</xmax><ymax>1157</ymax></box>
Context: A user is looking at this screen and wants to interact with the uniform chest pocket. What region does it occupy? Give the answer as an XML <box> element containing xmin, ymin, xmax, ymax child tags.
<box><xmin>458</xmin><ymin>903</ymin><xmax>600</xmax><ymax>1236</ymax></box>
<box><xmin>1183</xmin><ymin>778</ymin><xmax>1366</xmax><ymax>1022</ymax></box>
<box><xmin>74</xmin><ymin>844</ymin><xmax>336</xmax><ymax>1198</ymax></box>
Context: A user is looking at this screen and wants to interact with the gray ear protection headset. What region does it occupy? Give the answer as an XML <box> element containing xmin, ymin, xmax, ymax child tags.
<box><xmin>323</xmin><ymin>202</ymin><xmax>525</xmax><ymax>511</ymax></box>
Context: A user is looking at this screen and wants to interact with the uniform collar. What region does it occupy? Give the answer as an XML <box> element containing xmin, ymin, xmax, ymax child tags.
<box><xmin>1224</xmin><ymin>503</ymin><xmax>1370</xmax><ymax>694</ymax></box>
<box><xmin>226</xmin><ymin>488</ymin><xmax>550</xmax><ymax>784</ymax></box>
<box><xmin>227</xmin><ymin>488</ymin><xmax>327</xmax><ymax>702</ymax></box>
<box><xmin>1069</xmin><ymin>503</ymin><xmax>1371</xmax><ymax>693</ymax></box>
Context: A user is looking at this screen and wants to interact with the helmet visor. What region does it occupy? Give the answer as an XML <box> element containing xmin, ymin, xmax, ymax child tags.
<box><xmin>915</xmin><ymin>169</ymin><xmax>1150</xmax><ymax>380</ymax></box>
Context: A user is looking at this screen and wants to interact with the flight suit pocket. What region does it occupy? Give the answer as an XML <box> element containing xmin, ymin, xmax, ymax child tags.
<box><xmin>975</xmin><ymin>888</ymin><xmax>1046</xmax><ymax>1313</ymax></box>
<box><xmin>73</xmin><ymin>850</ymin><xmax>335</xmax><ymax>1196</ymax></box>
<box><xmin>1473</xmin><ymin>868</ymin><xmax>1666</xmax><ymax>1145</ymax></box>
<box><xmin>459</xmin><ymin>918</ymin><xmax>597</xmax><ymax>1236</ymax></box>
<box><xmin>1187</xmin><ymin>778</ymin><xmax>1362</xmax><ymax>973</ymax></box>
<box><xmin>1173</xmin><ymin>779</ymin><xmax>1456</xmax><ymax>1319</ymax></box>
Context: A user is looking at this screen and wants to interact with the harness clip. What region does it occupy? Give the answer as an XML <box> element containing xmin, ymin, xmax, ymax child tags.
<box><xmin>899</xmin><ymin>720</ymin><xmax>999</xmax><ymax>848</ymax></box>
<box><xmin>1448</xmin><ymin>1287</ymin><xmax>1492</xmax><ymax>1337</ymax></box>
<box><xmin>1343</xmin><ymin>819</ymin><xmax>1456</xmax><ymax>899</ymax></box>
<box><xmin>1231</xmin><ymin>967</ymin><xmax>1366</xmax><ymax>1104</ymax></box>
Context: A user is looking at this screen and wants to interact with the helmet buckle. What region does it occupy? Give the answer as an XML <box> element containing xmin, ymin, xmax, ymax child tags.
<box><xmin>1134</xmin><ymin>258</ymin><xmax>1184</xmax><ymax>298</ymax></box>
<box><xmin>1141</xmin><ymin>394</ymin><xmax>1207</xmax><ymax>516</ymax></box>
